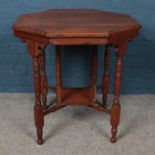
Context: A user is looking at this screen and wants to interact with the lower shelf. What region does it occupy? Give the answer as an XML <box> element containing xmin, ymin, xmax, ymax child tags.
<box><xmin>59</xmin><ymin>87</ymin><xmax>96</xmax><ymax>105</ymax></box>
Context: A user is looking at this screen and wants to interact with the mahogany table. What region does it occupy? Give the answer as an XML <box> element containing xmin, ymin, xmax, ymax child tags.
<box><xmin>13</xmin><ymin>9</ymin><xmax>141</xmax><ymax>144</ymax></box>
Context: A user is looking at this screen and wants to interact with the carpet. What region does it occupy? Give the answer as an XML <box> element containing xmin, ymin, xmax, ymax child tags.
<box><xmin>0</xmin><ymin>94</ymin><xmax>155</xmax><ymax>155</ymax></box>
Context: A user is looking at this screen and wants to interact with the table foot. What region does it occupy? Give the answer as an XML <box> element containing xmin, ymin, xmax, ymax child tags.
<box><xmin>34</xmin><ymin>104</ymin><xmax>44</xmax><ymax>145</ymax></box>
<box><xmin>111</xmin><ymin>128</ymin><xmax>117</xmax><ymax>143</ymax></box>
<box><xmin>37</xmin><ymin>128</ymin><xmax>44</xmax><ymax>145</ymax></box>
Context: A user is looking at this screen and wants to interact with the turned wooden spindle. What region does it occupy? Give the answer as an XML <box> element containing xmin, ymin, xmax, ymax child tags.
<box><xmin>56</xmin><ymin>46</ymin><xmax>62</xmax><ymax>104</ymax></box>
<box><xmin>110</xmin><ymin>47</ymin><xmax>123</xmax><ymax>143</ymax></box>
<box><xmin>90</xmin><ymin>45</ymin><xmax>98</xmax><ymax>100</ymax></box>
<box><xmin>102</xmin><ymin>45</ymin><xmax>110</xmax><ymax>108</ymax></box>
<box><xmin>40</xmin><ymin>48</ymin><xmax>48</xmax><ymax>109</ymax></box>
<box><xmin>33</xmin><ymin>54</ymin><xmax>44</xmax><ymax>145</ymax></box>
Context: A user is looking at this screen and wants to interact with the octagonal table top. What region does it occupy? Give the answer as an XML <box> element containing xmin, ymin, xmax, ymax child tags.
<box><xmin>13</xmin><ymin>9</ymin><xmax>141</xmax><ymax>38</ymax></box>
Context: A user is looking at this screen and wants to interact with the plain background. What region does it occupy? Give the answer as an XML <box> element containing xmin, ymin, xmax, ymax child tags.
<box><xmin>0</xmin><ymin>0</ymin><xmax>155</xmax><ymax>93</ymax></box>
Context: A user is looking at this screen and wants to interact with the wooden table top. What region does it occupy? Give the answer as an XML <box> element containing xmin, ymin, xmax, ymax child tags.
<box><xmin>13</xmin><ymin>9</ymin><xmax>141</xmax><ymax>38</ymax></box>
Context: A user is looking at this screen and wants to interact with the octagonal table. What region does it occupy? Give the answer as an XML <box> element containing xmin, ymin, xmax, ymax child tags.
<box><xmin>13</xmin><ymin>9</ymin><xmax>141</xmax><ymax>144</ymax></box>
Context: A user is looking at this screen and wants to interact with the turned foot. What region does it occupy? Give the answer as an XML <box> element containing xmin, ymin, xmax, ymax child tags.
<box><xmin>37</xmin><ymin>138</ymin><xmax>43</xmax><ymax>145</ymax></box>
<box><xmin>37</xmin><ymin>128</ymin><xmax>44</xmax><ymax>145</ymax></box>
<box><xmin>110</xmin><ymin>128</ymin><xmax>117</xmax><ymax>143</ymax></box>
<box><xmin>111</xmin><ymin>137</ymin><xmax>117</xmax><ymax>143</ymax></box>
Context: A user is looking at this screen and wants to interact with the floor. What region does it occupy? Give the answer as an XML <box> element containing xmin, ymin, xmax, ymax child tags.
<box><xmin>0</xmin><ymin>94</ymin><xmax>155</xmax><ymax>155</ymax></box>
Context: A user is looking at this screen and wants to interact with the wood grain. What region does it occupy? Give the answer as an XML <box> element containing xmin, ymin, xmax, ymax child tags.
<box><xmin>13</xmin><ymin>9</ymin><xmax>141</xmax><ymax>144</ymax></box>
<box><xmin>13</xmin><ymin>9</ymin><xmax>141</xmax><ymax>38</ymax></box>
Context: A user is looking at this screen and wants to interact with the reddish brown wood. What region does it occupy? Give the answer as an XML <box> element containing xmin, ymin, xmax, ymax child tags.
<box><xmin>40</xmin><ymin>48</ymin><xmax>48</xmax><ymax>109</ymax></box>
<box><xmin>88</xmin><ymin>103</ymin><xmax>111</xmax><ymax>114</ymax></box>
<box><xmin>102</xmin><ymin>45</ymin><xmax>110</xmax><ymax>108</ymax></box>
<box><xmin>13</xmin><ymin>9</ymin><xmax>141</xmax><ymax>144</ymax></box>
<box><xmin>56</xmin><ymin>46</ymin><xmax>62</xmax><ymax>105</ymax></box>
<box><xmin>110</xmin><ymin>42</ymin><xmax>128</xmax><ymax>143</ymax></box>
<box><xmin>60</xmin><ymin>87</ymin><xmax>96</xmax><ymax>105</ymax></box>
<box><xmin>44</xmin><ymin>105</ymin><xmax>66</xmax><ymax>115</ymax></box>
<box><xmin>28</xmin><ymin>42</ymin><xmax>44</xmax><ymax>145</ymax></box>
<box><xmin>49</xmin><ymin>37</ymin><xmax>108</xmax><ymax>45</ymax></box>
<box><xmin>13</xmin><ymin>9</ymin><xmax>141</xmax><ymax>38</ymax></box>
<box><xmin>90</xmin><ymin>45</ymin><xmax>98</xmax><ymax>101</ymax></box>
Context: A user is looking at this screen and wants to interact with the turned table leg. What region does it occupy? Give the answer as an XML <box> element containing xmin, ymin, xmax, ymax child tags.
<box><xmin>102</xmin><ymin>45</ymin><xmax>110</xmax><ymax>108</ymax></box>
<box><xmin>110</xmin><ymin>54</ymin><xmax>122</xmax><ymax>143</ymax></box>
<box><xmin>110</xmin><ymin>42</ymin><xmax>128</xmax><ymax>143</ymax></box>
<box><xmin>28</xmin><ymin>42</ymin><xmax>45</xmax><ymax>145</ymax></box>
<box><xmin>56</xmin><ymin>46</ymin><xmax>62</xmax><ymax>104</ymax></box>
<box><xmin>33</xmin><ymin>55</ymin><xmax>44</xmax><ymax>144</ymax></box>
<box><xmin>90</xmin><ymin>45</ymin><xmax>97</xmax><ymax>100</ymax></box>
<box><xmin>40</xmin><ymin>48</ymin><xmax>48</xmax><ymax>109</ymax></box>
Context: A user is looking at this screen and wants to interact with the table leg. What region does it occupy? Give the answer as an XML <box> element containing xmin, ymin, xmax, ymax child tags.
<box><xmin>33</xmin><ymin>54</ymin><xmax>44</xmax><ymax>144</ymax></box>
<box><xmin>110</xmin><ymin>42</ymin><xmax>128</xmax><ymax>143</ymax></box>
<box><xmin>90</xmin><ymin>45</ymin><xmax>97</xmax><ymax>100</ymax></box>
<box><xmin>102</xmin><ymin>45</ymin><xmax>110</xmax><ymax>108</ymax></box>
<box><xmin>40</xmin><ymin>49</ymin><xmax>48</xmax><ymax>109</ymax></box>
<box><xmin>56</xmin><ymin>46</ymin><xmax>62</xmax><ymax>104</ymax></box>
<box><xmin>27</xmin><ymin>42</ymin><xmax>45</xmax><ymax>145</ymax></box>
